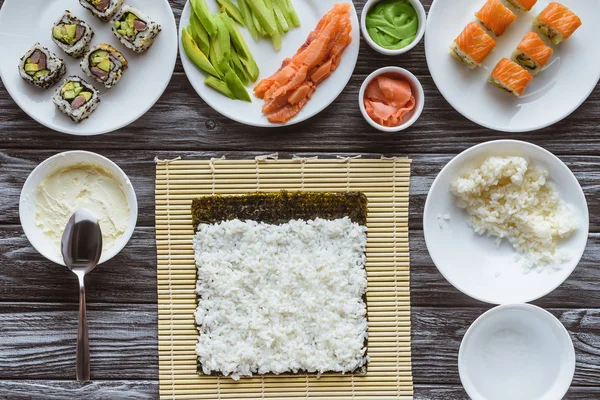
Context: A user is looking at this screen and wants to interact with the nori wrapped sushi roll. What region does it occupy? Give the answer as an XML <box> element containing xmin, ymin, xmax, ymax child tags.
<box><xmin>80</xmin><ymin>43</ymin><xmax>128</xmax><ymax>89</ymax></box>
<box><xmin>112</xmin><ymin>6</ymin><xmax>162</xmax><ymax>53</ymax></box>
<box><xmin>18</xmin><ymin>43</ymin><xmax>66</xmax><ymax>89</ymax></box>
<box><xmin>52</xmin><ymin>76</ymin><xmax>100</xmax><ymax>123</ymax></box>
<box><xmin>79</xmin><ymin>0</ymin><xmax>123</xmax><ymax>22</ymax></box>
<box><xmin>52</xmin><ymin>10</ymin><xmax>95</xmax><ymax>58</ymax></box>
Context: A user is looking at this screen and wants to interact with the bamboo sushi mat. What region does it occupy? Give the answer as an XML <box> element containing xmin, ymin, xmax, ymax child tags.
<box><xmin>155</xmin><ymin>155</ymin><xmax>413</xmax><ymax>400</ymax></box>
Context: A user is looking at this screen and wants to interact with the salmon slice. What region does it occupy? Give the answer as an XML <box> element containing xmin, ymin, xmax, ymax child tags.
<box><xmin>267</xmin><ymin>96</ymin><xmax>311</xmax><ymax>123</ymax></box>
<box><xmin>475</xmin><ymin>0</ymin><xmax>517</xmax><ymax>36</ymax></box>
<box><xmin>536</xmin><ymin>2</ymin><xmax>582</xmax><ymax>42</ymax></box>
<box><xmin>507</xmin><ymin>0</ymin><xmax>537</xmax><ymax>12</ymax></box>
<box><xmin>516</xmin><ymin>32</ymin><xmax>553</xmax><ymax>67</ymax></box>
<box><xmin>453</xmin><ymin>22</ymin><xmax>496</xmax><ymax>65</ymax></box>
<box><xmin>489</xmin><ymin>58</ymin><xmax>534</xmax><ymax>97</ymax></box>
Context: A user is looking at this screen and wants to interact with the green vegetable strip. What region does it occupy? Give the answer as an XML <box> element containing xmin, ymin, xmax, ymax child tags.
<box><xmin>190</xmin><ymin>0</ymin><xmax>217</xmax><ymax>37</ymax></box>
<box><xmin>246</xmin><ymin>0</ymin><xmax>278</xmax><ymax>37</ymax></box>
<box><xmin>213</xmin><ymin>17</ymin><xmax>231</xmax><ymax>72</ymax></box>
<box><xmin>220</xmin><ymin>13</ymin><xmax>259</xmax><ymax>81</ymax></box>
<box><xmin>189</xmin><ymin>10</ymin><xmax>210</xmax><ymax>55</ymax></box>
<box><xmin>274</xmin><ymin>3</ymin><xmax>290</xmax><ymax>33</ymax></box>
<box><xmin>285</xmin><ymin>0</ymin><xmax>300</xmax><ymax>27</ymax></box>
<box><xmin>238</xmin><ymin>0</ymin><xmax>259</xmax><ymax>40</ymax></box>
<box><xmin>216</xmin><ymin>0</ymin><xmax>245</xmax><ymax>26</ymax></box>
<box><xmin>205</xmin><ymin>76</ymin><xmax>236</xmax><ymax>99</ymax></box>
<box><xmin>230</xmin><ymin>50</ymin><xmax>250</xmax><ymax>85</ymax></box>
<box><xmin>209</xmin><ymin>45</ymin><xmax>224</xmax><ymax>77</ymax></box>
<box><xmin>224</xmin><ymin>66</ymin><xmax>251</xmax><ymax>102</ymax></box>
<box><xmin>182</xmin><ymin>27</ymin><xmax>219</xmax><ymax>78</ymax></box>
<box><xmin>274</xmin><ymin>0</ymin><xmax>293</xmax><ymax>27</ymax></box>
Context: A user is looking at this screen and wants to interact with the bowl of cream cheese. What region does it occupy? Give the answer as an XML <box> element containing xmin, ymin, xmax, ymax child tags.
<box><xmin>19</xmin><ymin>151</ymin><xmax>138</xmax><ymax>266</ymax></box>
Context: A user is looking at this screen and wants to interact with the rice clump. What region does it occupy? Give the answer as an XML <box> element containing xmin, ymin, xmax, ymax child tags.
<box><xmin>193</xmin><ymin>217</ymin><xmax>369</xmax><ymax>380</ymax></box>
<box><xmin>451</xmin><ymin>156</ymin><xmax>577</xmax><ymax>267</ymax></box>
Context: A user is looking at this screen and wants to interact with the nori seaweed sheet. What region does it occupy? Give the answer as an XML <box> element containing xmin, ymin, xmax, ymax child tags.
<box><xmin>191</xmin><ymin>191</ymin><xmax>368</xmax><ymax>231</ymax></box>
<box><xmin>191</xmin><ymin>191</ymin><xmax>369</xmax><ymax>378</ymax></box>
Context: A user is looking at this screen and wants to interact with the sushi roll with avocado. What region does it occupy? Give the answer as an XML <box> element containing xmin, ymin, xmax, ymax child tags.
<box><xmin>79</xmin><ymin>0</ymin><xmax>123</xmax><ymax>22</ymax></box>
<box><xmin>112</xmin><ymin>6</ymin><xmax>162</xmax><ymax>53</ymax></box>
<box><xmin>80</xmin><ymin>43</ymin><xmax>128</xmax><ymax>89</ymax></box>
<box><xmin>52</xmin><ymin>76</ymin><xmax>100</xmax><ymax>123</ymax></box>
<box><xmin>18</xmin><ymin>44</ymin><xmax>66</xmax><ymax>89</ymax></box>
<box><xmin>52</xmin><ymin>10</ymin><xmax>95</xmax><ymax>58</ymax></box>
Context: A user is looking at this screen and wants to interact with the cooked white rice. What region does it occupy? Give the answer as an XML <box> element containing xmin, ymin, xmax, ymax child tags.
<box><xmin>451</xmin><ymin>156</ymin><xmax>577</xmax><ymax>267</ymax></box>
<box><xmin>193</xmin><ymin>217</ymin><xmax>368</xmax><ymax>380</ymax></box>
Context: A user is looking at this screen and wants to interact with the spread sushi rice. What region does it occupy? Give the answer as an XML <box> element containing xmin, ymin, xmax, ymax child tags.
<box><xmin>451</xmin><ymin>156</ymin><xmax>577</xmax><ymax>267</ymax></box>
<box><xmin>193</xmin><ymin>217</ymin><xmax>369</xmax><ymax>380</ymax></box>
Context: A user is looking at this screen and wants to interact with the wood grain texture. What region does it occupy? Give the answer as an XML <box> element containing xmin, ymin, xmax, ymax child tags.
<box><xmin>1</xmin><ymin>0</ymin><xmax>600</xmax><ymax>397</ymax></box>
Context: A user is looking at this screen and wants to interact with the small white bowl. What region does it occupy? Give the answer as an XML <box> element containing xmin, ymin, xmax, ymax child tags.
<box><xmin>360</xmin><ymin>0</ymin><xmax>426</xmax><ymax>56</ymax></box>
<box><xmin>423</xmin><ymin>140</ymin><xmax>589</xmax><ymax>305</ymax></box>
<box><xmin>359</xmin><ymin>66</ymin><xmax>425</xmax><ymax>132</ymax></box>
<box><xmin>19</xmin><ymin>151</ymin><xmax>138</xmax><ymax>266</ymax></box>
<box><xmin>459</xmin><ymin>304</ymin><xmax>575</xmax><ymax>400</ymax></box>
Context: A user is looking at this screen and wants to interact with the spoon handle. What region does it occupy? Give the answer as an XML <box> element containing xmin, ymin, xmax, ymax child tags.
<box><xmin>77</xmin><ymin>274</ymin><xmax>90</xmax><ymax>382</ymax></box>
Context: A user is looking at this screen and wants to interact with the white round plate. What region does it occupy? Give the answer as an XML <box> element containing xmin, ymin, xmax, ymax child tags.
<box><xmin>423</xmin><ymin>140</ymin><xmax>589</xmax><ymax>305</ymax></box>
<box><xmin>0</xmin><ymin>0</ymin><xmax>178</xmax><ymax>135</ymax></box>
<box><xmin>425</xmin><ymin>0</ymin><xmax>600</xmax><ymax>132</ymax></box>
<box><xmin>19</xmin><ymin>151</ymin><xmax>138</xmax><ymax>266</ymax></box>
<box><xmin>179</xmin><ymin>0</ymin><xmax>360</xmax><ymax>127</ymax></box>
<box><xmin>459</xmin><ymin>304</ymin><xmax>575</xmax><ymax>400</ymax></box>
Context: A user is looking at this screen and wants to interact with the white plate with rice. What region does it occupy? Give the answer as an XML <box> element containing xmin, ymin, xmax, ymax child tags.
<box><xmin>423</xmin><ymin>140</ymin><xmax>589</xmax><ymax>304</ymax></box>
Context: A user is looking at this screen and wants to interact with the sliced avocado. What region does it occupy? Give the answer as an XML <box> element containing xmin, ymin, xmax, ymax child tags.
<box><xmin>24</xmin><ymin>63</ymin><xmax>39</xmax><ymax>73</ymax></box>
<box><xmin>205</xmin><ymin>76</ymin><xmax>236</xmax><ymax>99</ymax></box>
<box><xmin>220</xmin><ymin>13</ymin><xmax>259</xmax><ymax>82</ymax></box>
<box><xmin>224</xmin><ymin>66</ymin><xmax>251</xmax><ymax>102</ymax></box>
<box><xmin>62</xmin><ymin>82</ymin><xmax>75</xmax><ymax>93</ymax></box>
<box><xmin>190</xmin><ymin>0</ymin><xmax>217</xmax><ymax>38</ymax></box>
<box><xmin>125</xmin><ymin>13</ymin><xmax>138</xmax><ymax>23</ymax></box>
<box><xmin>74</xmin><ymin>86</ymin><xmax>84</xmax><ymax>96</ymax></box>
<box><xmin>26</xmin><ymin>57</ymin><xmax>32</xmax><ymax>63</ymax></box>
<box><xmin>182</xmin><ymin>27</ymin><xmax>219</xmax><ymax>78</ymax></box>
<box><xmin>63</xmin><ymin>90</ymin><xmax>76</xmax><ymax>100</ymax></box>
<box><xmin>92</xmin><ymin>50</ymin><xmax>109</xmax><ymax>58</ymax></box>
<box><xmin>52</xmin><ymin>26</ymin><xmax>64</xmax><ymax>40</ymax></box>
<box><xmin>126</xmin><ymin>27</ymin><xmax>135</xmax><ymax>37</ymax></box>
<box><xmin>33</xmin><ymin>70</ymin><xmax>50</xmax><ymax>80</ymax></box>
<box><xmin>117</xmin><ymin>29</ymin><xmax>127</xmax><ymax>36</ymax></box>
<box><xmin>189</xmin><ymin>11</ymin><xmax>210</xmax><ymax>55</ymax></box>
<box><xmin>81</xmin><ymin>92</ymin><xmax>93</xmax><ymax>102</ymax></box>
<box><xmin>213</xmin><ymin>16</ymin><xmax>231</xmax><ymax>72</ymax></box>
<box><xmin>65</xmin><ymin>24</ymin><xmax>77</xmax><ymax>42</ymax></box>
<box><xmin>229</xmin><ymin>51</ymin><xmax>249</xmax><ymax>86</ymax></box>
<box><xmin>98</xmin><ymin>58</ymin><xmax>111</xmax><ymax>72</ymax></box>
<box><xmin>73</xmin><ymin>82</ymin><xmax>81</xmax><ymax>88</ymax></box>
<box><xmin>216</xmin><ymin>0</ymin><xmax>244</xmax><ymax>26</ymax></box>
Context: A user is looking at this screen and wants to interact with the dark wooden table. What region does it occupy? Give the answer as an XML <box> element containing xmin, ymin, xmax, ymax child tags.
<box><xmin>1</xmin><ymin>1</ymin><xmax>599</xmax><ymax>399</ymax></box>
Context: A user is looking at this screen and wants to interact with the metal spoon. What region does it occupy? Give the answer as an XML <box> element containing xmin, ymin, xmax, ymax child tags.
<box><xmin>61</xmin><ymin>209</ymin><xmax>103</xmax><ymax>382</ymax></box>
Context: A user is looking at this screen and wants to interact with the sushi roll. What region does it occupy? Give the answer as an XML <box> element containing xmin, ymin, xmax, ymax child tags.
<box><xmin>475</xmin><ymin>0</ymin><xmax>517</xmax><ymax>36</ymax></box>
<box><xmin>112</xmin><ymin>6</ymin><xmax>162</xmax><ymax>53</ymax></box>
<box><xmin>52</xmin><ymin>76</ymin><xmax>100</xmax><ymax>123</ymax></box>
<box><xmin>505</xmin><ymin>0</ymin><xmax>537</xmax><ymax>12</ymax></box>
<box><xmin>52</xmin><ymin>10</ymin><xmax>95</xmax><ymax>58</ymax></box>
<box><xmin>80</xmin><ymin>43</ymin><xmax>128</xmax><ymax>89</ymax></box>
<box><xmin>18</xmin><ymin>44</ymin><xmax>66</xmax><ymax>89</ymax></box>
<box><xmin>511</xmin><ymin>32</ymin><xmax>553</xmax><ymax>75</ymax></box>
<box><xmin>534</xmin><ymin>2</ymin><xmax>582</xmax><ymax>44</ymax></box>
<box><xmin>488</xmin><ymin>58</ymin><xmax>534</xmax><ymax>97</ymax></box>
<box><xmin>451</xmin><ymin>22</ymin><xmax>496</xmax><ymax>69</ymax></box>
<box><xmin>79</xmin><ymin>0</ymin><xmax>123</xmax><ymax>22</ymax></box>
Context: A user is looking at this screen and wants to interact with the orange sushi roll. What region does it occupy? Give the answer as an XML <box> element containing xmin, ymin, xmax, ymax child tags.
<box><xmin>534</xmin><ymin>2</ymin><xmax>582</xmax><ymax>44</ymax></box>
<box><xmin>506</xmin><ymin>0</ymin><xmax>537</xmax><ymax>12</ymax></box>
<box><xmin>488</xmin><ymin>58</ymin><xmax>534</xmax><ymax>97</ymax></box>
<box><xmin>450</xmin><ymin>22</ymin><xmax>497</xmax><ymax>69</ymax></box>
<box><xmin>475</xmin><ymin>0</ymin><xmax>517</xmax><ymax>36</ymax></box>
<box><xmin>511</xmin><ymin>32</ymin><xmax>553</xmax><ymax>75</ymax></box>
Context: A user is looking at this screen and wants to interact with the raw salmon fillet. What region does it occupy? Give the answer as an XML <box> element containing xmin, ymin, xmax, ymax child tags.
<box><xmin>537</xmin><ymin>2</ymin><xmax>582</xmax><ymax>41</ymax></box>
<box><xmin>254</xmin><ymin>3</ymin><xmax>353</xmax><ymax>124</ymax></box>
<box><xmin>517</xmin><ymin>32</ymin><xmax>553</xmax><ymax>67</ymax></box>
<box><xmin>508</xmin><ymin>0</ymin><xmax>537</xmax><ymax>11</ymax></box>
<box><xmin>454</xmin><ymin>22</ymin><xmax>496</xmax><ymax>64</ymax></box>
<box><xmin>475</xmin><ymin>0</ymin><xmax>517</xmax><ymax>36</ymax></box>
<box><xmin>490</xmin><ymin>58</ymin><xmax>534</xmax><ymax>97</ymax></box>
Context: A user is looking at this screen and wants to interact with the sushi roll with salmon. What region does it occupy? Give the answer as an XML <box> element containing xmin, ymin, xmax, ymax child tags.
<box><xmin>506</xmin><ymin>0</ymin><xmax>537</xmax><ymax>12</ymax></box>
<box><xmin>112</xmin><ymin>6</ymin><xmax>162</xmax><ymax>53</ymax></box>
<box><xmin>511</xmin><ymin>32</ymin><xmax>553</xmax><ymax>75</ymax></box>
<box><xmin>80</xmin><ymin>43</ymin><xmax>128</xmax><ymax>89</ymax></box>
<box><xmin>79</xmin><ymin>0</ymin><xmax>123</xmax><ymax>22</ymax></box>
<box><xmin>18</xmin><ymin>44</ymin><xmax>66</xmax><ymax>89</ymax></box>
<box><xmin>475</xmin><ymin>0</ymin><xmax>517</xmax><ymax>36</ymax></box>
<box><xmin>52</xmin><ymin>76</ymin><xmax>100</xmax><ymax>123</ymax></box>
<box><xmin>451</xmin><ymin>22</ymin><xmax>496</xmax><ymax>69</ymax></box>
<box><xmin>534</xmin><ymin>2</ymin><xmax>582</xmax><ymax>44</ymax></box>
<box><xmin>52</xmin><ymin>11</ymin><xmax>94</xmax><ymax>58</ymax></box>
<box><xmin>488</xmin><ymin>58</ymin><xmax>534</xmax><ymax>97</ymax></box>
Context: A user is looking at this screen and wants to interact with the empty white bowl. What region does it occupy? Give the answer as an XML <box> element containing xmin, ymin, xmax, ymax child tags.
<box><xmin>360</xmin><ymin>0</ymin><xmax>426</xmax><ymax>56</ymax></box>
<box><xmin>359</xmin><ymin>66</ymin><xmax>425</xmax><ymax>132</ymax></box>
<box><xmin>19</xmin><ymin>151</ymin><xmax>138</xmax><ymax>266</ymax></box>
<box><xmin>423</xmin><ymin>140</ymin><xmax>589</xmax><ymax>304</ymax></box>
<box><xmin>459</xmin><ymin>304</ymin><xmax>575</xmax><ymax>400</ymax></box>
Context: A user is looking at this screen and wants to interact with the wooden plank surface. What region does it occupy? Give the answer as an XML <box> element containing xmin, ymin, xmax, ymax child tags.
<box><xmin>0</xmin><ymin>0</ymin><xmax>599</xmax><ymax>398</ymax></box>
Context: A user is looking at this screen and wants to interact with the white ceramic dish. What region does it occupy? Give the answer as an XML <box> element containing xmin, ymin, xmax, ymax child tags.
<box><xmin>423</xmin><ymin>140</ymin><xmax>589</xmax><ymax>305</ymax></box>
<box><xmin>459</xmin><ymin>304</ymin><xmax>575</xmax><ymax>400</ymax></box>
<box><xmin>425</xmin><ymin>0</ymin><xmax>600</xmax><ymax>132</ymax></box>
<box><xmin>0</xmin><ymin>0</ymin><xmax>178</xmax><ymax>136</ymax></box>
<box><xmin>360</xmin><ymin>0</ymin><xmax>426</xmax><ymax>56</ymax></box>
<box><xmin>19</xmin><ymin>151</ymin><xmax>138</xmax><ymax>266</ymax></box>
<box><xmin>358</xmin><ymin>66</ymin><xmax>425</xmax><ymax>132</ymax></box>
<box><xmin>179</xmin><ymin>0</ymin><xmax>360</xmax><ymax>127</ymax></box>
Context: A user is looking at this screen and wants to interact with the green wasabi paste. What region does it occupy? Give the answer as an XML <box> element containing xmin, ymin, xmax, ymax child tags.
<box><xmin>366</xmin><ymin>0</ymin><xmax>419</xmax><ymax>50</ymax></box>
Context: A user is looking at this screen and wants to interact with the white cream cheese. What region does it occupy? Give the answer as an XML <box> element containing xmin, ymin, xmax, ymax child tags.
<box><xmin>35</xmin><ymin>163</ymin><xmax>130</xmax><ymax>254</ymax></box>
